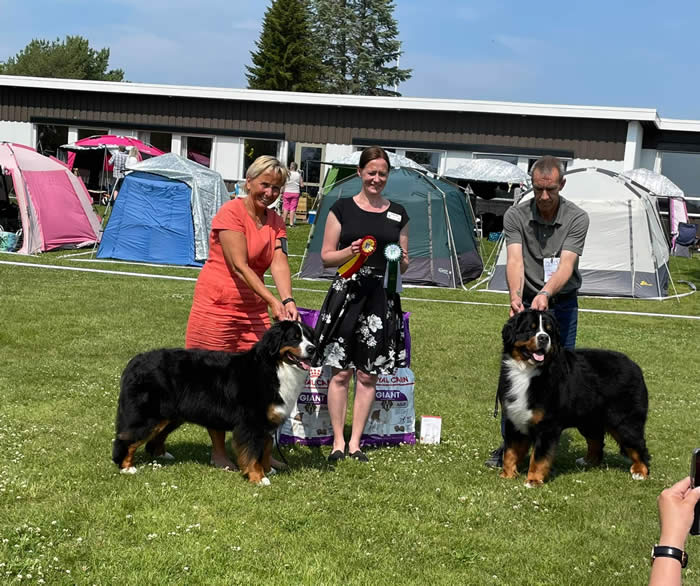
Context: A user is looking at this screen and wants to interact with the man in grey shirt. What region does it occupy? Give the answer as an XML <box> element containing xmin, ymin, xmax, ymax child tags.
<box><xmin>485</xmin><ymin>155</ymin><xmax>590</xmax><ymax>468</ymax></box>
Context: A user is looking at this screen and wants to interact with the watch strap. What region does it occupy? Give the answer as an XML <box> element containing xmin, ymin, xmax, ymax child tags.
<box><xmin>652</xmin><ymin>545</ymin><xmax>688</xmax><ymax>568</ymax></box>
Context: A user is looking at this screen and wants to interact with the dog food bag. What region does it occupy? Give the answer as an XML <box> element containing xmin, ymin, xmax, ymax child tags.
<box><xmin>279</xmin><ymin>366</ymin><xmax>334</xmax><ymax>446</ymax></box>
<box><xmin>360</xmin><ymin>367</ymin><xmax>416</xmax><ymax>447</ymax></box>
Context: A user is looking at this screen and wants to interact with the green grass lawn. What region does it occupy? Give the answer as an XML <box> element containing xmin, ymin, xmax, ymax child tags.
<box><xmin>1</xmin><ymin>227</ymin><xmax>699</xmax><ymax>585</ymax></box>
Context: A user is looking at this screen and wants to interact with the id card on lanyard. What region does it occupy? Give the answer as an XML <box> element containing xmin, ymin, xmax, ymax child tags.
<box><xmin>543</xmin><ymin>257</ymin><xmax>559</xmax><ymax>282</ymax></box>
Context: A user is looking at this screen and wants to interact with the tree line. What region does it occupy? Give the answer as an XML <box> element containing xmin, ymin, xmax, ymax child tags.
<box><xmin>0</xmin><ymin>0</ymin><xmax>410</xmax><ymax>96</ymax></box>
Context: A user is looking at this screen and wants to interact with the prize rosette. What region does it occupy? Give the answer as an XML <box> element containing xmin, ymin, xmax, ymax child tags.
<box><xmin>338</xmin><ymin>235</ymin><xmax>377</xmax><ymax>278</ymax></box>
<box><xmin>383</xmin><ymin>243</ymin><xmax>402</xmax><ymax>294</ymax></box>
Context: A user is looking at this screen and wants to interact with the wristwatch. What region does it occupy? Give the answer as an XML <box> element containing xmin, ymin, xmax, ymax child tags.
<box><xmin>651</xmin><ymin>544</ymin><xmax>688</xmax><ymax>568</ymax></box>
<box><xmin>536</xmin><ymin>290</ymin><xmax>551</xmax><ymax>299</ymax></box>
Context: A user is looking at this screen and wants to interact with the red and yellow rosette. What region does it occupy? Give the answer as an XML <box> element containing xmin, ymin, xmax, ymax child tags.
<box><xmin>338</xmin><ymin>236</ymin><xmax>377</xmax><ymax>278</ymax></box>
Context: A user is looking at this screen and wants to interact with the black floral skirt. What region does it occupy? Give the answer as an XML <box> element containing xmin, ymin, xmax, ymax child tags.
<box><xmin>313</xmin><ymin>266</ymin><xmax>407</xmax><ymax>375</ymax></box>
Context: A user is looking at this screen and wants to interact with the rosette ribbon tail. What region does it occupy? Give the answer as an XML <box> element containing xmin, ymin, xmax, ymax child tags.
<box><xmin>338</xmin><ymin>236</ymin><xmax>377</xmax><ymax>278</ymax></box>
<box><xmin>383</xmin><ymin>243</ymin><xmax>403</xmax><ymax>295</ymax></box>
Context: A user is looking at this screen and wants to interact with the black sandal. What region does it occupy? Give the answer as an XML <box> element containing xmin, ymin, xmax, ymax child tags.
<box><xmin>328</xmin><ymin>450</ymin><xmax>345</xmax><ymax>463</ymax></box>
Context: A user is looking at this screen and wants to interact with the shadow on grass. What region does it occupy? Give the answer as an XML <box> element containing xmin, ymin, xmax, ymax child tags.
<box><xmin>509</xmin><ymin>431</ymin><xmax>643</xmax><ymax>481</ymax></box>
<box><xmin>121</xmin><ymin>439</ymin><xmax>334</xmax><ymax>473</ymax></box>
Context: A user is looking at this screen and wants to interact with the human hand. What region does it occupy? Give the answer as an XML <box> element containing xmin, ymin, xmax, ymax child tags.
<box><xmin>509</xmin><ymin>297</ymin><xmax>525</xmax><ymax>317</ymax></box>
<box><xmin>658</xmin><ymin>476</ymin><xmax>700</xmax><ymax>549</ymax></box>
<box><xmin>349</xmin><ymin>239</ymin><xmax>363</xmax><ymax>255</ymax></box>
<box><xmin>270</xmin><ymin>299</ymin><xmax>287</xmax><ymax>322</ymax></box>
<box><xmin>284</xmin><ymin>301</ymin><xmax>300</xmax><ymax>322</ymax></box>
<box><xmin>530</xmin><ymin>294</ymin><xmax>549</xmax><ymax>312</ymax></box>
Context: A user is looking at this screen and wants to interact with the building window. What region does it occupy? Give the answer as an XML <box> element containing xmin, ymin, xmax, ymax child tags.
<box><xmin>149</xmin><ymin>132</ymin><xmax>172</xmax><ymax>153</ymax></box>
<box><xmin>36</xmin><ymin>124</ymin><xmax>68</xmax><ymax>157</ymax></box>
<box><xmin>660</xmin><ymin>151</ymin><xmax>700</xmax><ymax>215</ymax></box>
<box><xmin>243</xmin><ymin>139</ymin><xmax>279</xmax><ymax>177</ymax></box>
<box><xmin>78</xmin><ymin>128</ymin><xmax>108</xmax><ymax>140</ymax></box>
<box><xmin>405</xmin><ymin>150</ymin><xmax>440</xmax><ymax>173</ymax></box>
<box><xmin>184</xmin><ymin>136</ymin><xmax>212</xmax><ymax>167</ymax></box>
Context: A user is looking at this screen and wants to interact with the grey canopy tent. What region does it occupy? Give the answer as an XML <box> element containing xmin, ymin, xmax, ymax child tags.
<box><xmin>298</xmin><ymin>166</ymin><xmax>483</xmax><ymax>288</ymax></box>
<box><xmin>444</xmin><ymin>159</ymin><xmax>530</xmax><ymax>185</ymax></box>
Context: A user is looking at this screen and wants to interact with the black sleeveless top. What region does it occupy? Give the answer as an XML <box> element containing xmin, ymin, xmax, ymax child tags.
<box><xmin>329</xmin><ymin>197</ymin><xmax>409</xmax><ymax>272</ymax></box>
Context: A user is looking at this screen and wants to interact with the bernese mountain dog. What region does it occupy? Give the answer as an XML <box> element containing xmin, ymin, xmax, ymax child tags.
<box><xmin>498</xmin><ymin>309</ymin><xmax>650</xmax><ymax>486</ymax></box>
<box><xmin>112</xmin><ymin>321</ymin><xmax>315</xmax><ymax>485</ymax></box>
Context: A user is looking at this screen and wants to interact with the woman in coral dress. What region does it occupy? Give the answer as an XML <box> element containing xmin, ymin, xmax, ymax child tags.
<box><xmin>186</xmin><ymin>156</ymin><xmax>298</xmax><ymax>469</ymax></box>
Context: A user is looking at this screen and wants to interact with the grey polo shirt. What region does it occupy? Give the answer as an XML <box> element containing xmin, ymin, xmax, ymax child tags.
<box><xmin>503</xmin><ymin>196</ymin><xmax>589</xmax><ymax>297</ymax></box>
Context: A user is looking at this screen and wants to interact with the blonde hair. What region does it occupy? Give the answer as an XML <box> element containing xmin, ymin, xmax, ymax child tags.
<box><xmin>245</xmin><ymin>155</ymin><xmax>288</xmax><ymax>185</ymax></box>
<box><xmin>128</xmin><ymin>147</ymin><xmax>138</xmax><ymax>157</ymax></box>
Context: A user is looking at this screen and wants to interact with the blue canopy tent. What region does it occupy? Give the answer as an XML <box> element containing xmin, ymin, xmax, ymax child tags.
<box><xmin>97</xmin><ymin>153</ymin><xmax>228</xmax><ymax>265</ymax></box>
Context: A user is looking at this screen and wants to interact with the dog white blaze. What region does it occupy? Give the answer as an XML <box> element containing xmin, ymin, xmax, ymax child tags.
<box><xmin>537</xmin><ymin>314</ymin><xmax>551</xmax><ymax>353</ymax></box>
<box><xmin>503</xmin><ymin>357</ymin><xmax>539</xmax><ymax>434</ymax></box>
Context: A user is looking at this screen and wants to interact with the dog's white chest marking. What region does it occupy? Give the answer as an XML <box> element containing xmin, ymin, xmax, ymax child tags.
<box><xmin>274</xmin><ymin>362</ymin><xmax>307</xmax><ymax>420</ymax></box>
<box><xmin>503</xmin><ymin>357</ymin><xmax>538</xmax><ymax>434</ymax></box>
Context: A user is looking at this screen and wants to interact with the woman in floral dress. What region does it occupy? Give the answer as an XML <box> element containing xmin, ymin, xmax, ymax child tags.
<box><xmin>313</xmin><ymin>146</ymin><xmax>409</xmax><ymax>463</ymax></box>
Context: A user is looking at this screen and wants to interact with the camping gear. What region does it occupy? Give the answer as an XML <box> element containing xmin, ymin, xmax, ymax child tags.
<box><xmin>487</xmin><ymin>167</ymin><xmax>671</xmax><ymax>298</ymax></box>
<box><xmin>299</xmin><ymin>166</ymin><xmax>483</xmax><ymax>288</ymax></box>
<box><xmin>0</xmin><ymin>228</ymin><xmax>20</xmax><ymax>251</ymax></box>
<box><xmin>59</xmin><ymin>135</ymin><xmax>165</xmax><ymax>192</ymax></box>
<box><xmin>0</xmin><ymin>142</ymin><xmax>101</xmax><ymax>254</ymax></box>
<box><xmin>672</xmin><ymin>222</ymin><xmax>698</xmax><ymax>257</ymax></box>
<box><xmin>97</xmin><ymin>153</ymin><xmax>229</xmax><ymax>265</ymax></box>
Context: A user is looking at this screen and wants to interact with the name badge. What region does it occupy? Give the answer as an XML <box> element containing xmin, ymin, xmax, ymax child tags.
<box><xmin>386</xmin><ymin>211</ymin><xmax>402</xmax><ymax>222</ymax></box>
<box><xmin>543</xmin><ymin>257</ymin><xmax>560</xmax><ymax>282</ymax></box>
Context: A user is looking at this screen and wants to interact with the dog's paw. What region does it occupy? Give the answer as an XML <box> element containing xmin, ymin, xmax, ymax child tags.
<box><xmin>575</xmin><ymin>457</ymin><xmax>590</xmax><ymax>467</ymax></box>
<box><xmin>631</xmin><ymin>472</ymin><xmax>647</xmax><ymax>481</ymax></box>
<box><xmin>258</xmin><ymin>477</ymin><xmax>271</xmax><ymax>486</ymax></box>
<box><xmin>120</xmin><ymin>466</ymin><xmax>138</xmax><ymax>475</ymax></box>
<box><xmin>158</xmin><ymin>452</ymin><xmax>175</xmax><ymax>461</ymax></box>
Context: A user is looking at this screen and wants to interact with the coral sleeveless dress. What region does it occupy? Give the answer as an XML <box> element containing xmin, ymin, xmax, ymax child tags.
<box><xmin>185</xmin><ymin>197</ymin><xmax>286</xmax><ymax>352</ymax></box>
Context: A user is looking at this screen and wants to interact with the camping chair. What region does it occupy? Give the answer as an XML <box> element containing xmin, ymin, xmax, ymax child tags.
<box><xmin>672</xmin><ymin>222</ymin><xmax>698</xmax><ymax>257</ymax></box>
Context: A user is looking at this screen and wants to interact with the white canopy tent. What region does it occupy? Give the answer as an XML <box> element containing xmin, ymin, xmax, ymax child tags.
<box><xmin>487</xmin><ymin>167</ymin><xmax>671</xmax><ymax>298</ymax></box>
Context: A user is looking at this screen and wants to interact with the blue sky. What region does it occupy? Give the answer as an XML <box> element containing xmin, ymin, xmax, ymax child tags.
<box><xmin>2</xmin><ymin>0</ymin><xmax>699</xmax><ymax>119</ymax></box>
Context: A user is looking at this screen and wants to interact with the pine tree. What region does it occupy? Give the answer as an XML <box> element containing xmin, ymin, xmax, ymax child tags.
<box><xmin>246</xmin><ymin>0</ymin><xmax>323</xmax><ymax>92</ymax></box>
<box><xmin>0</xmin><ymin>36</ymin><xmax>124</xmax><ymax>81</ymax></box>
<box><xmin>311</xmin><ymin>0</ymin><xmax>411</xmax><ymax>96</ymax></box>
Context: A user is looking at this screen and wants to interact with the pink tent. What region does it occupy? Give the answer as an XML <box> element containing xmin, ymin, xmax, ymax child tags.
<box><xmin>60</xmin><ymin>135</ymin><xmax>165</xmax><ymax>177</ymax></box>
<box><xmin>0</xmin><ymin>143</ymin><xmax>101</xmax><ymax>254</ymax></box>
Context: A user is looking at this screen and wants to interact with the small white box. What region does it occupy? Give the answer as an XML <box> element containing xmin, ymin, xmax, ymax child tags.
<box><xmin>420</xmin><ymin>416</ymin><xmax>442</xmax><ymax>444</ymax></box>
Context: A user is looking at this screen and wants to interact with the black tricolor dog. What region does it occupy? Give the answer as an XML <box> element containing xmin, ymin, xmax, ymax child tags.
<box><xmin>497</xmin><ymin>309</ymin><xmax>649</xmax><ymax>486</ymax></box>
<box><xmin>112</xmin><ymin>321</ymin><xmax>315</xmax><ymax>485</ymax></box>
